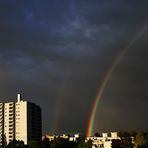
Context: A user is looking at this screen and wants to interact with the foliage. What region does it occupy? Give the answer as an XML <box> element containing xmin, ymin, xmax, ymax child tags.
<box><xmin>6</xmin><ymin>139</ymin><xmax>28</xmax><ymax>148</ymax></box>
<box><xmin>77</xmin><ymin>140</ymin><xmax>92</xmax><ymax>148</ymax></box>
<box><xmin>118</xmin><ymin>131</ymin><xmax>131</xmax><ymax>138</ymax></box>
<box><xmin>135</xmin><ymin>132</ymin><xmax>145</xmax><ymax>146</ymax></box>
<box><xmin>135</xmin><ymin>132</ymin><xmax>148</xmax><ymax>148</ymax></box>
<box><xmin>85</xmin><ymin>139</ymin><xmax>92</xmax><ymax>148</ymax></box>
<box><xmin>130</xmin><ymin>131</ymin><xmax>137</xmax><ymax>138</ymax></box>
<box><xmin>50</xmin><ymin>137</ymin><xmax>76</xmax><ymax>148</ymax></box>
<box><xmin>77</xmin><ymin>141</ymin><xmax>86</xmax><ymax>148</ymax></box>
<box><xmin>117</xmin><ymin>131</ymin><xmax>133</xmax><ymax>148</ymax></box>
<box><xmin>28</xmin><ymin>141</ymin><xmax>43</xmax><ymax>148</ymax></box>
<box><xmin>41</xmin><ymin>136</ymin><xmax>51</xmax><ymax>148</ymax></box>
<box><xmin>6</xmin><ymin>132</ymin><xmax>148</xmax><ymax>148</ymax></box>
<box><xmin>94</xmin><ymin>133</ymin><xmax>100</xmax><ymax>137</ymax></box>
<box><xmin>138</xmin><ymin>141</ymin><xmax>148</xmax><ymax>148</ymax></box>
<box><xmin>111</xmin><ymin>139</ymin><xmax>122</xmax><ymax>148</ymax></box>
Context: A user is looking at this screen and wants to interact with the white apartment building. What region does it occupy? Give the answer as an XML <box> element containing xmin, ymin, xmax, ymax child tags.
<box><xmin>4</xmin><ymin>102</ymin><xmax>15</xmax><ymax>145</ymax></box>
<box><xmin>0</xmin><ymin>103</ymin><xmax>4</xmax><ymax>147</ymax></box>
<box><xmin>15</xmin><ymin>95</ymin><xmax>28</xmax><ymax>144</ymax></box>
<box><xmin>0</xmin><ymin>94</ymin><xmax>42</xmax><ymax>147</ymax></box>
<box><xmin>86</xmin><ymin>132</ymin><xmax>121</xmax><ymax>148</ymax></box>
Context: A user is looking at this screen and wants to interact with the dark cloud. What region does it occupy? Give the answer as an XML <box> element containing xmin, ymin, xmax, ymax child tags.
<box><xmin>0</xmin><ymin>0</ymin><xmax>148</xmax><ymax>134</ymax></box>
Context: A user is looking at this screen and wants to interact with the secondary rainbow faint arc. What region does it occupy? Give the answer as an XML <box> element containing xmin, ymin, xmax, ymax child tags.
<box><xmin>51</xmin><ymin>54</ymin><xmax>80</xmax><ymax>133</ymax></box>
<box><xmin>86</xmin><ymin>26</ymin><xmax>148</xmax><ymax>137</ymax></box>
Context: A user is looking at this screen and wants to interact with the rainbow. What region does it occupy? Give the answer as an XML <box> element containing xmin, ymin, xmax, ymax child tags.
<box><xmin>51</xmin><ymin>74</ymin><xmax>70</xmax><ymax>133</ymax></box>
<box><xmin>51</xmin><ymin>55</ymin><xmax>80</xmax><ymax>133</ymax></box>
<box><xmin>86</xmin><ymin>26</ymin><xmax>148</xmax><ymax>137</ymax></box>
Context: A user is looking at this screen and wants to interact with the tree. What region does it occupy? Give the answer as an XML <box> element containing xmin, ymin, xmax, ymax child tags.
<box><xmin>112</xmin><ymin>139</ymin><xmax>121</xmax><ymax>148</ymax></box>
<box><xmin>135</xmin><ymin>132</ymin><xmax>148</xmax><ymax>148</ymax></box>
<box><xmin>138</xmin><ymin>141</ymin><xmax>148</xmax><ymax>148</ymax></box>
<box><xmin>77</xmin><ymin>140</ymin><xmax>92</xmax><ymax>148</ymax></box>
<box><xmin>118</xmin><ymin>131</ymin><xmax>133</xmax><ymax>148</ymax></box>
<box><xmin>85</xmin><ymin>139</ymin><xmax>92</xmax><ymax>148</ymax></box>
<box><xmin>135</xmin><ymin>132</ymin><xmax>145</xmax><ymax>147</ymax></box>
<box><xmin>6</xmin><ymin>139</ymin><xmax>26</xmax><ymax>148</ymax></box>
<box><xmin>41</xmin><ymin>136</ymin><xmax>51</xmax><ymax>148</ymax></box>
<box><xmin>130</xmin><ymin>131</ymin><xmax>137</xmax><ymax>138</ymax></box>
<box><xmin>77</xmin><ymin>141</ymin><xmax>85</xmax><ymax>148</ymax></box>
<box><xmin>28</xmin><ymin>141</ymin><xmax>41</xmax><ymax>148</ymax></box>
<box><xmin>118</xmin><ymin>131</ymin><xmax>130</xmax><ymax>138</ymax></box>
<box><xmin>51</xmin><ymin>137</ymin><xmax>74</xmax><ymax>148</ymax></box>
<box><xmin>94</xmin><ymin>133</ymin><xmax>100</xmax><ymax>137</ymax></box>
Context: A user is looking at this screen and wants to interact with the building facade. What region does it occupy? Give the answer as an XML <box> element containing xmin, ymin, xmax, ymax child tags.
<box><xmin>4</xmin><ymin>102</ymin><xmax>15</xmax><ymax>145</ymax></box>
<box><xmin>86</xmin><ymin>132</ymin><xmax>121</xmax><ymax>148</ymax></box>
<box><xmin>0</xmin><ymin>94</ymin><xmax>42</xmax><ymax>147</ymax></box>
<box><xmin>0</xmin><ymin>103</ymin><xmax>4</xmax><ymax>147</ymax></box>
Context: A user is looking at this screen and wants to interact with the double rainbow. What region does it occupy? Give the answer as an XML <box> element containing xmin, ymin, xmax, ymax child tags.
<box><xmin>86</xmin><ymin>26</ymin><xmax>148</xmax><ymax>137</ymax></box>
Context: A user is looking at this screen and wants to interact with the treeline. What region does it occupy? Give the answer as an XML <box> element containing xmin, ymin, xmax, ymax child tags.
<box><xmin>5</xmin><ymin>131</ymin><xmax>148</xmax><ymax>148</ymax></box>
<box><xmin>118</xmin><ymin>131</ymin><xmax>148</xmax><ymax>148</ymax></box>
<box><xmin>94</xmin><ymin>131</ymin><xmax>148</xmax><ymax>148</ymax></box>
<box><xmin>5</xmin><ymin>137</ymin><xmax>92</xmax><ymax>148</ymax></box>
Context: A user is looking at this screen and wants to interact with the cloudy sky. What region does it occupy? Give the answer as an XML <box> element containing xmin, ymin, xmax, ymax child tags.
<box><xmin>0</xmin><ymin>0</ymin><xmax>148</xmax><ymax>135</ymax></box>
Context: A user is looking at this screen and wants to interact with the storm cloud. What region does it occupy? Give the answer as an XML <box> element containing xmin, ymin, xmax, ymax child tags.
<box><xmin>0</xmin><ymin>0</ymin><xmax>148</xmax><ymax>134</ymax></box>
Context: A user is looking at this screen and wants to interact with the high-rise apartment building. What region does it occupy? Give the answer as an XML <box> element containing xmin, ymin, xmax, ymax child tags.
<box><xmin>0</xmin><ymin>94</ymin><xmax>42</xmax><ymax>147</ymax></box>
<box><xmin>4</xmin><ymin>102</ymin><xmax>15</xmax><ymax>145</ymax></box>
<box><xmin>0</xmin><ymin>103</ymin><xmax>4</xmax><ymax>147</ymax></box>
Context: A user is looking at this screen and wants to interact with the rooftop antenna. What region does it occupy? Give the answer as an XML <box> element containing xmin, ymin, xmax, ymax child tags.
<box><xmin>17</xmin><ymin>94</ymin><xmax>22</xmax><ymax>102</ymax></box>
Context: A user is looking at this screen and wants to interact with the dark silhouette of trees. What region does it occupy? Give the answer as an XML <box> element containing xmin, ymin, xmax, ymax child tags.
<box><xmin>6</xmin><ymin>132</ymin><xmax>148</xmax><ymax>148</ymax></box>
<box><xmin>94</xmin><ymin>133</ymin><xmax>100</xmax><ymax>137</ymax></box>
<box><xmin>41</xmin><ymin>136</ymin><xmax>51</xmax><ymax>148</ymax></box>
<box><xmin>77</xmin><ymin>140</ymin><xmax>92</xmax><ymax>148</ymax></box>
<box><xmin>118</xmin><ymin>131</ymin><xmax>133</xmax><ymax>148</ymax></box>
<box><xmin>135</xmin><ymin>132</ymin><xmax>145</xmax><ymax>146</ymax></box>
<box><xmin>118</xmin><ymin>131</ymin><xmax>130</xmax><ymax>138</ymax></box>
<box><xmin>85</xmin><ymin>139</ymin><xmax>92</xmax><ymax>148</ymax></box>
<box><xmin>5</xmin><ymin>139</ymin><xmax>28</xmax><ymax>148</ymax></box>
<box><xmin>50</xmin><ymin>137</ymin><xmax>76</xmax><ymax>148</ymax></box>
<box><xmin>130</xmin><ymin>131</ymin><xmax>137</xmax><ymax>138</ymax></box>
<box><xmin>77</xmin><ymin>141</ymin><xmax>85</xmax><ymax>148</ymax></box>
<box><xmin>111</xmin><ymin>139</ymin><xmax>121</xmax><ymax>148</ymax></box>
<box><xmin>28</xmin><ymin>141</ymin><xmax>41</xmax><ymax>148</ymax></box>
<box><xmin>135</xmin><ymin>132</ymin><xmax>148</xmax><ymax>148</ymax></box>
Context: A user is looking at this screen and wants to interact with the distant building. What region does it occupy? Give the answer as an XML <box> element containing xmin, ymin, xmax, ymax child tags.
<box><xmin>43</xmin><ymin>132</ymin><xmax>121</xmax><ymax>148</ymax></box>
<box><xmin>42</xmin><ymin>135</ymin><xmax>55</xmax><ymax>141</ymax></box>
<box><xmin>43</xmin><ymin>133</ymin><xmax>82</xmax><ymax>143</ymax></box>
<box><xmin>69</xmin><ymin>134</ymin><xmax>81</xmax><ymax>142</ymax></box>
<box><xmin>0</xmin><ymin>94</ymin><xmax>42</xmax><ymax>147</ymax></box>
<box><xmin>86</xmin><ymin>132</ymin><xmax>121</xmax><ymax>148</ymax></box>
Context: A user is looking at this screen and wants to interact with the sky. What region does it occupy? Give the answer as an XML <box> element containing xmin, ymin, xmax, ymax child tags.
<box><xmin>0</xmin><ymin>0</ymin><xmax>148</xmax><ymax>135</ymax></box>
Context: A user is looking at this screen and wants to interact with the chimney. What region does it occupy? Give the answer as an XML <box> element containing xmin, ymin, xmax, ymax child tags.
<box><xmin>17</xmin><ymin>94</ymin><xmax>22</xmax><ymax>102</ymax></box>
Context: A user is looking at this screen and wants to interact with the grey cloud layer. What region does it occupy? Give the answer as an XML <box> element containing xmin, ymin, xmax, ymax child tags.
<box><xmin>0</xmin><ymin>0</ymin><xmax>148</xmax><ymax>133</ymax></box>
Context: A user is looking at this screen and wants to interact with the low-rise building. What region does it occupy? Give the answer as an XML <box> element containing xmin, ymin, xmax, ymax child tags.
<box><xmin>86</xmin><ymin>132</ymin><xmax>121</xmax><ymax>148</ymax></box>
